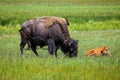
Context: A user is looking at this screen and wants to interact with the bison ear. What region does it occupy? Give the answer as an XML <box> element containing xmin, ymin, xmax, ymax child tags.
<box><xmin>101</xmin><ymin>50</ymin><xmax>103</xmax><ymax>53</ymax></box>
<box><xmin>101</xmin><ymin>50</ymin><xmax>104</xmax><ymax>55</ymax></box>
<box><xmin>75</xmin><ymin>40</ymin><xmax>79</xmax><ymax>44</ymax></box>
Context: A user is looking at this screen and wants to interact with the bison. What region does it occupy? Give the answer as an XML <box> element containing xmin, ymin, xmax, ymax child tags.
<box><xmin>19</xmin><ymin>16</ymin><xmax>78</xmax><ymax>58</ymax></box>
<box><xmin>85</xmin><ymin>46</ymin><xmax>111</xmax><ymax>57</ymax></box>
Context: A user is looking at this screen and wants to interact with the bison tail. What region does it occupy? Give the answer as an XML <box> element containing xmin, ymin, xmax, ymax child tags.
<box><xmin>19</xmin><ymin>28</ymin><xmax>30</xmax><ymax>39</ymax></box>
<box><xmin>65</xmin><ymin>18</ymin><xmax>69</xmax><ymax>25</ymax></box>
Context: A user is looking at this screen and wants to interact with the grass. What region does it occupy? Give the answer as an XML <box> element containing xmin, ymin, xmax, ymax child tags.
<box><xmin>0</xmin><ymin>1</ymin><xmax>120</xmax><ymax>26</ymax></box>
<box><xmin>0</xmin><ymin>30</ymin><xmax>120</xmax><ymax>80</ymax></box>
<box><xmin>0</xmin><ymin>0</ymin><xmax>120</xmax><ymax>80</ymax></box>
<box><xmin>0</xmin><ymin>0</ymin><xmax>120</xmax><ymax>5</ymax></box>
<box><xmin>0</xmin><ymin>0</ymin><xmax>120</xmax><ymax>31</ymax></box>
<box><xmin>0</xmin><ymin>20</ymin><xmax>120</xmax><ymax>34</ymax></box>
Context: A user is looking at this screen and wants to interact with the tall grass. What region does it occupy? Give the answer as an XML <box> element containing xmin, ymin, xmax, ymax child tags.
<box><xmin>0</xmin><ymin>1</ymin><xmax>120</xmax><ymax>26</ymax></box>
<box><xmin>0</xmin><ymin>5</ymin><xmax>120</xmax><ymax>31</ymax></box>
<box><xmin>0</xmin><ymin>0</ymin><xmax>120</xmax><ymax>80</ymax></box>
<box><xmin>0</xmin><ymin>30</ymin><xmax>120</xmax><ymax>80</ymax></box>
<box><xmin>0</xmin><ymin>0</ymin><xmax>120</xmax><ymax>5</ymax></box>
<box><xmin>0</xmin><ymin>20</ymin><xmax>120</xmax><ymax>35</ymax></box>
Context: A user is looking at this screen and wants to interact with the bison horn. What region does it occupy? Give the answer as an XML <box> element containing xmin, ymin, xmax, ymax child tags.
<box><xmin>69</xmin><ymin>40</ymin><xmax>74</xmax><ymax>46</ymax></box>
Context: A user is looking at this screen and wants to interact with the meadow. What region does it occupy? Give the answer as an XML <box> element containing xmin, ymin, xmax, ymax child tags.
<box><xmin>0</xmin><ymin>0</ymin><xmax>120</xmax><ymax>80</ymax></box>
<box><xmin>0</xmin><ymin>30</ymin><xmax>120</xmax><ymax>80</ymax></box>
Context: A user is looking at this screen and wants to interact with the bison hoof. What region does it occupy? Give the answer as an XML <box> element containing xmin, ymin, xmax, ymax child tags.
<box><xmin>21</xmin><ymin>55</ymin><xmax>25</xmax><ymax>58</ymax></box>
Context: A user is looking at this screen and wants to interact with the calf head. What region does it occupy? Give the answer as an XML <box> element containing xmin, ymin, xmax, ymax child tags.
<box><xmin>101</xmin><ymin>46</ymin><xmax>111</xmax><ymax>56</ymax></box>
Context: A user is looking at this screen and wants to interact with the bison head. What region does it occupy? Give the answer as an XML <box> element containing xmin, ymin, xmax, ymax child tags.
<box><xmin>61</xmin><ymin>39</ymin><xmax>78</xmax><ymax>57</ymax></box>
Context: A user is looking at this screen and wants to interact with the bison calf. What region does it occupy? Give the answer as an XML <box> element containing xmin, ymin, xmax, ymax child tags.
<box><xmin>85</xmin><ymin>46</ymin><xmax>111</xmax><ymax>57</ymax></box>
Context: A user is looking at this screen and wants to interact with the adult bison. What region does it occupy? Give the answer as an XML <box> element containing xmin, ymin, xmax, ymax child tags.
<box><xmin>19</xmin><ymin>16</ymin><xmax>78</xmax><ymax>58</ymax></box>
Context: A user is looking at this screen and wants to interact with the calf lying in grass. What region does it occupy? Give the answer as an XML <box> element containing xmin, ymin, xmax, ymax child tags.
<box><xmin>85</xmin><ymin>46</ymin><xmax>111</xmax><ymax>57</ymax></box>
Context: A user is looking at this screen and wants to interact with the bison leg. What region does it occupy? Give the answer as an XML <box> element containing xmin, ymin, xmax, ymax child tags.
<box><xmin>20</xmin><ymin>40</ymin><xmax>27</xmax><ymax>58</ymax></box>
<box><xmin>27</xmin><ymin>40</ymin><xmax>31</xmax><ymax>50</ymax></box>
<box><xmin>30</xmin><ymin>44</ymin><xmax>39</xmax><ymax>57</ymax></box>
<box><xmin>55</xmin><ymin>46</ymin><xmax>59</xmax><ymax>57</ymax></box>
<box><xmin>47</xmin><ymin>39</ymin><xmax>56</xmax><ymax>57</ymax></box>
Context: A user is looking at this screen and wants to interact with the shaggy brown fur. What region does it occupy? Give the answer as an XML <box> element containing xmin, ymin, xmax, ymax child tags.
<box><xmin>35</xmin><ymin>16</ymin><xmax>69</xmax><ymax>28</ymax></box>
<box><xmin>85</xmin><ymin>46</ymin><xmax>111</xmax><ymax>57</ymax></box>
<box><xmin>33</xmin><ymin>16</ymin><xmax>70</xmax><ymax>42</ymax></box>
<box><xmin>20</xmin><ymin>16</ymin><xmax>70</xmax><ymax>50</ymax></box>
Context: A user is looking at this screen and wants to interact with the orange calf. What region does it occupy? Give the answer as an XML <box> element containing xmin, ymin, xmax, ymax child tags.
<box><xmin>86</xmin><ymin>46</ymin><xmax>111</xmax><ymax>57</ymax></box>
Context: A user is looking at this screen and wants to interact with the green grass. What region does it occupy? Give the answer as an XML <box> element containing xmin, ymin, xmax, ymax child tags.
<box><xmin>0</xmin><ymin>0</ymin><xmax>120</xmax><ymax>31</ymax></box>
<box><xmin>0</xmin><ymin>0</ymin><xmax>120</xmax><ymax>5</ymax></box>
<box><xmin>0</xmin><ymin>0</ymin><xmax>120</xmax><ymax>80</ymax></box>
<box><xmin>0</xmin><ymin>1</ymin><xmax>120</xmax><ymax>26</ymax></box>
<box><xmin>0</xmin><ymin>30</ymin><xmax>120</xmax><ymax>80</ymax></box>
<box><xmin>0</xmin><ymin>20</ymin><xmax>120</xmax><ymax>34</ymax></box>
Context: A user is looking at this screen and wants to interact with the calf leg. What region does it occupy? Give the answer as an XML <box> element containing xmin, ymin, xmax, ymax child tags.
<box><xmin>47</xmin><ymin>39</ymin><xmax>56</xmax><ymax>57</ymax></box>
